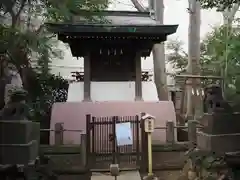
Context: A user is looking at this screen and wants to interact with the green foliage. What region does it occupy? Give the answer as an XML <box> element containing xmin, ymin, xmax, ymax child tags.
<box><xmin>27</xmin><ymin>73</ymin><xmax>68</xmax><ymax>121</ymax></box>
<box><xmin>0</xmin><ymin>24</ymin><xmax>68</xmax><ymax>121</ymax></box>
<box><xmin>199</xmin><ymin>0</ymin><xmax>239</xmax><ymax>10</ymax></box>
<box><xmin>45</xmin><ymin>0</ymin><xmax>110</xmax><ymax>22</ymax></box>
<box><xmin>0</xmin><ymin>24</ymin><xmax>60</xmax><ymax>73</ymax></box>
<box><xmin>0</xmin><ymin>0</ymin><xmax>110</xmax><ymax>21</ymax></box>
<box><xmin>202</xmin><ymin>26</ymin><xmax>240</xmax><ymax>101</ymax></box>
<box><xmin>167</xmin><ymin>25</ymin><xmax>240</xmax><ymax>103</ymax></box>
<box><xmin>186</xmin><ymin>149</ymin><xmax>225</xmax><ymax>170</ymax></box>
<box><xmin>166</xmin><ymin>39</ymin><xmax>188</xmax><ymax>73</ymax></box>
<box><xmin>0</xmin><ymin>0</ymin><xmax>110</xmax><ymax>125</ymax></box>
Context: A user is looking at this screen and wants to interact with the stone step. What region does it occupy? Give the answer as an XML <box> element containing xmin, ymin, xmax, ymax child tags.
<box><xmin>47</xmin><ymin>154</ymin><xmax>82</xmax><ymax>169</ymax></box>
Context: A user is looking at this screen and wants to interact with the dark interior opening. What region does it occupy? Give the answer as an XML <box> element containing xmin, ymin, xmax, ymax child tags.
<box><xmin>90</xmin><ymin>50</ymin><xmax>136</xmax><ymax>81</ymax></box>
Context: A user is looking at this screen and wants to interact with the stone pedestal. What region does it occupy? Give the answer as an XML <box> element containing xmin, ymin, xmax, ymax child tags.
<box><xmin>197</xmin><ymin>131</ymin><xmax>240</xmax><ymax>153</ymax></box>
<box><xmin>197</xmin><ymin>113</ymin><xmax>240</xmax><ymax>153</ymax></box>
<box><xmin>0</xmin><ymin>140</ymin><xmax>39</xmax><ymax>164</ymax></box>
<box><xmin>200</xmin><ymin>113</ymin><xmax>240</xmax><ymax>134</ymax></box>
<box><xmin>0</xmin><ymin>120</ymin><xmax>40</xmax><ymax>164</ymax></box>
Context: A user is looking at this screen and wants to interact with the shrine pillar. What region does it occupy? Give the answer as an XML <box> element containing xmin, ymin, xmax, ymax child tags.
<box><xmin>83</xmin><ymin>53</ymin><xmax>91</xmax><ymax>101</ymax></box>
<box><xmin>135</xmin><ymin>52</ymin><xmax>142</xmax><ymax>101</ymax></box>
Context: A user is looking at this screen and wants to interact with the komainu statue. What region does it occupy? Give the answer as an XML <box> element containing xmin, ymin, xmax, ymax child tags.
<box><xmin>0</xmin><ymin>87</ymin><xmax>28</xmax><ymax>120</ymax></box>
<box><xmin>203</xmin><ymin>84</ymin><xmax>232</xmax><ymax>113</ymax></box>
<box><xmin>0</xmin><ymin>60</ymin><xmax>23</xmax><ymax>106</ymax></box>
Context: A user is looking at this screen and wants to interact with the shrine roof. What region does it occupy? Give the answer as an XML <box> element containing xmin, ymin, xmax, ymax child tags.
<box><xmin>77</xmin><ymin>10</ymin><xmax>158</xmax><ymax>25</ymax></box>
<box><xmin>45</xmin><ymin>11</ymin><xmax>178</xmax><ymax>36</ymax></box>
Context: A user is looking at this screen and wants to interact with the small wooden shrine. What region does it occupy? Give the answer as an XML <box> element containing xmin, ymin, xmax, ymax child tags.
<box><xmin>46</xmin><ymin>11</ymin><xmax>178</xmax><ymax>101</ymax></box>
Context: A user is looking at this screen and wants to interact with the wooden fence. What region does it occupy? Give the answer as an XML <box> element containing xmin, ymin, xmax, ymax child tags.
<box><xmin>40</xmin><ymin>122</ymin><xmax>83</xmax><ymax>145</ymax></box>
<box><xmin>155</xmin><ymin>120</ymin><xmax>202</xmax><ymax>148</ymax></box>
<box><xmin>40</xmin><ymin>120</ymin><xmax>202</xmax><ymax>148</ymax></box>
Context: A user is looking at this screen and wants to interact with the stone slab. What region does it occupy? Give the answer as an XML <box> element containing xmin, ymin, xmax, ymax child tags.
<box><xmin>0</xmin><ymin>140</ymin><xmax>39</xmax><ymax>164</ymax></box>
<box><xmin>200</xmin><ymin>113</ymin><xmax>240</xmax><ymax>135</ymax></box>
<box><xmin>91</xmin><ymin>171</ymin><xmax>141</xmax><ymax>180</ymax></box>
<box><xmin>0</xmin><ymin>120</ymin><xmax>40</xmax><ymax>144</ymax></box>
<box><xmin>197</xmin><ymin>131</ymin><xmax>240</xmax><ymax>153</ymax></box>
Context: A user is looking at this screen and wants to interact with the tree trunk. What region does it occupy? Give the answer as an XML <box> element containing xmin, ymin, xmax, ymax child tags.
<box><xmin>153</xmin><ymin>0</ymin><xmax>168</xmax><ymax>100</ymax></box>
<box><xmin>222</xmin><ymin>3</ymin><xmax>239</xmax><ymax>92</ymax></box>
<box><xmin>186</xmin><ymin>0</ymin><xmax>201</xmax><ymax>119</ymax></box>
<box><xmin>131</xmin><ymin>0</ymin><xmax>168</xmax><ymax>100</ymax></box>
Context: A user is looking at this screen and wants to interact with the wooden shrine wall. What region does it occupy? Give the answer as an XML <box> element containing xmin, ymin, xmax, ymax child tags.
<box><xmin>90</xmin><ymin>50</ymin><xmax>136</xmax><ymax>81</ymax></box>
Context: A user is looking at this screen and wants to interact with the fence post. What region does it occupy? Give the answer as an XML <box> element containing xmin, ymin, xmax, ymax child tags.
<box><xmin>81</xmin><ymin>134</ymin><xmax>87</xmax><ymax>167</ymax></box>
<box><xmin>55</xmin><ymin>123</ymin><xmax>64</xmax><ymax>145</ymax></box>
<box><xmin>166</xmin><ymin>121</ymin><xmax>175</xmax><ymax>144</ymax></box>
<box><xmin>188</xmin><ymin>120</ymin><xmax>197</xmax><ymax>148</ymax></box>
<box><xmin>86</xmin><ymin>114</ymin><xmax>91</xmax><ymax>169</ymax></box>
<box><xmin>140</xmin><ymin>112</ymin><xmax>148</xmax><ymax>173</ymax></box>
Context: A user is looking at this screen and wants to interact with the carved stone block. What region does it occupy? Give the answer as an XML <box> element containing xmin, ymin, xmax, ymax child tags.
<box><xmin>110</xmin><ymin>164</ymin><xmax>119</xmax><ymax>176</ymax></box>
<box><xmin>197</xmin><ymin>131</ymin><xmax>240</xmax><ymax>153</ymax></box>
<box><xmin>0</xmin><ymin>120</ymin><xmax>40</xmax><ymax>144</ymax></box>
<box><xmin>200</xmin><ymin>113</ymin><xmax>240</xmax><ymax>135</ymax></box>
<box><xmin>0</xmin><ymin>140</ymin><xmax>39</xmax><ymax>164</ymax></box>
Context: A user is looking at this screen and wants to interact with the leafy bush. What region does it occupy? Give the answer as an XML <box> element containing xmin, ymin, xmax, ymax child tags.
<box><xmin>27</xmin><ymin>72</ymin><xmax>69</xmax><ymax>122</ymax></box>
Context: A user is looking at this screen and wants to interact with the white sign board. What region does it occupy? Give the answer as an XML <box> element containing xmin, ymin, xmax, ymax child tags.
<box><xmin>144</xmin><ymin>118</ymin><xmax>155</xmax><ymax>133</ymax></box>
<box><xmin>115</xmin><ymin>122</ymin><xmax>133</xmax><ymax>146</ymax></box>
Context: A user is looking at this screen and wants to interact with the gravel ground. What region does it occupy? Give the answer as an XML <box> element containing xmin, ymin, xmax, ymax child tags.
<box><xmin>140</xmin><ymin>170</ymin><xmax>181</xmax><ymax>180</ymax></box>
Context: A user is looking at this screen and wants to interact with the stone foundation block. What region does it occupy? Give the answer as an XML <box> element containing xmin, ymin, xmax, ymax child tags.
<box><xmin>0</xmin><ymin>120</ymin><xmax>40</xmax><ymax>144</ymax></box>
<box><xmin>0</xmin><ymin>140</ymin><xmax>39</xmax><ymax>164</ymax></box>
<box><xmin>197</xmin><ymin>131</ymin><xmax>240</xmax><ymax>153</ymax></box>
<box><xmin>200</xmin><ymin>113</ymin><xmax>240</xmax><ymax>134</ymax></box>
<box><xmin>31</xmin><ymin>122</ymin><xmax>40</xmax><ymax>143</ymax></box>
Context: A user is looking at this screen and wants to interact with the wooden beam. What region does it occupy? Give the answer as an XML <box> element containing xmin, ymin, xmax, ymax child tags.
<box><xmin>175</xmin><ymin>74</ymin><xmax>223</xmax><ymax>79</ymax></box>
<box><xmin>135</xmin><ymin>52</ymin><xmax>143</xmax><ymax>101</ymax></box>
<box><xmin>83</xmin><ymin>53</ymin><xmax>91</xmax><ymax>101</ymax></box>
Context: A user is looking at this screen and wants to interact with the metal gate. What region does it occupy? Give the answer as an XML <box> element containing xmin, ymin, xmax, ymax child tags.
<box><xmin>86</xmin><ymin>114</ymin><xmax>142</xmax><ymax>170</ymax></box>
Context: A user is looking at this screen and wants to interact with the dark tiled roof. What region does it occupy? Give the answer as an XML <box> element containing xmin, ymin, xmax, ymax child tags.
<box><xmin>71</xmin><ymin>10</ymin><xmax>157</xmax><ymax>25</ymax></box>
<box><xmin>46</xmin><ymin>23</ymin><xmax>178</xmax><ymax>36</ymax></box>
<box><xmin>78</xmin><ymin>10</ymin><xmax>157</xmax><ymax>25</ymax></box>
<box><xmin>45</xmin><ymin>11</ymin><xmax>178</xmax><ymax>36</ymax></box>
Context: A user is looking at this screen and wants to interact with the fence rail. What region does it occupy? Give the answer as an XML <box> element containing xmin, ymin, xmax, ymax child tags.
<box><xmin>155</xmin><ymin>120</ymin><xmax>199</xmax><ymax>148</ymax></box>
<box><xmin>40</xmin><ymin>123</ymin><xmax>83</xmax><ymax>145</ymax></box>
<box><xmin>154</xmin><ymin>125</ymin><xmax>203</xmax><ymax>130</ymax></box>
<box><xmin>41</xmin><ymin>129</ymin><xmax>83</xmax><ymax>132</ymax></box>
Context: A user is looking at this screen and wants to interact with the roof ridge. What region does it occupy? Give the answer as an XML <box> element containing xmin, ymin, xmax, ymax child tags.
<box><xmin>70</xmin><ymin>10</ymin><xmax>151</xmax><ymax>17</ymax></box>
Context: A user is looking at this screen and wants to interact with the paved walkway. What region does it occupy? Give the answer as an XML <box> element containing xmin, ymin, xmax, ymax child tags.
<box><xmin>91</xmin><ymin>171</ymin><xmax>141</xmax><ymax>180</ymax></box>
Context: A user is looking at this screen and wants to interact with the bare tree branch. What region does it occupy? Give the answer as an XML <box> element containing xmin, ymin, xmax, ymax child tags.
<box><xmin>9</xmin><ymin>0</ymin><xmax>27</xmax><ymax>27</ymax></box>
<box><xmin>15</xmin><ymin>0</ymin><xmax>27</xmax><ymax>19</ymax></box>
<box><xmin>222</xmin><ymin>3</ymin><xmax>240</xmax><ymax>24</ymax></box>
<box><xmin>35</xmin><ymin>24</ymin><xmax>45</xmax><ymax>35</ymax></box>
<box><xmin>130</xmin><ymin>0</ymin><xmax>147</xmax><ymax>12</ymax></box>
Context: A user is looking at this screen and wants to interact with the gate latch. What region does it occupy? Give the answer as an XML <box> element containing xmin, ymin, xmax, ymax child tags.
<box><xmin>110</xmin><ymin>164</ymin><xmax>119</xmax><ymax>177</ymax></box>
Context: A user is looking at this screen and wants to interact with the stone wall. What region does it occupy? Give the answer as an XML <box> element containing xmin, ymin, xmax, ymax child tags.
<box><xmin>40</xmin><ymin>144</ymin><xmax>187</xmax><ymax>180</ymax></box>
